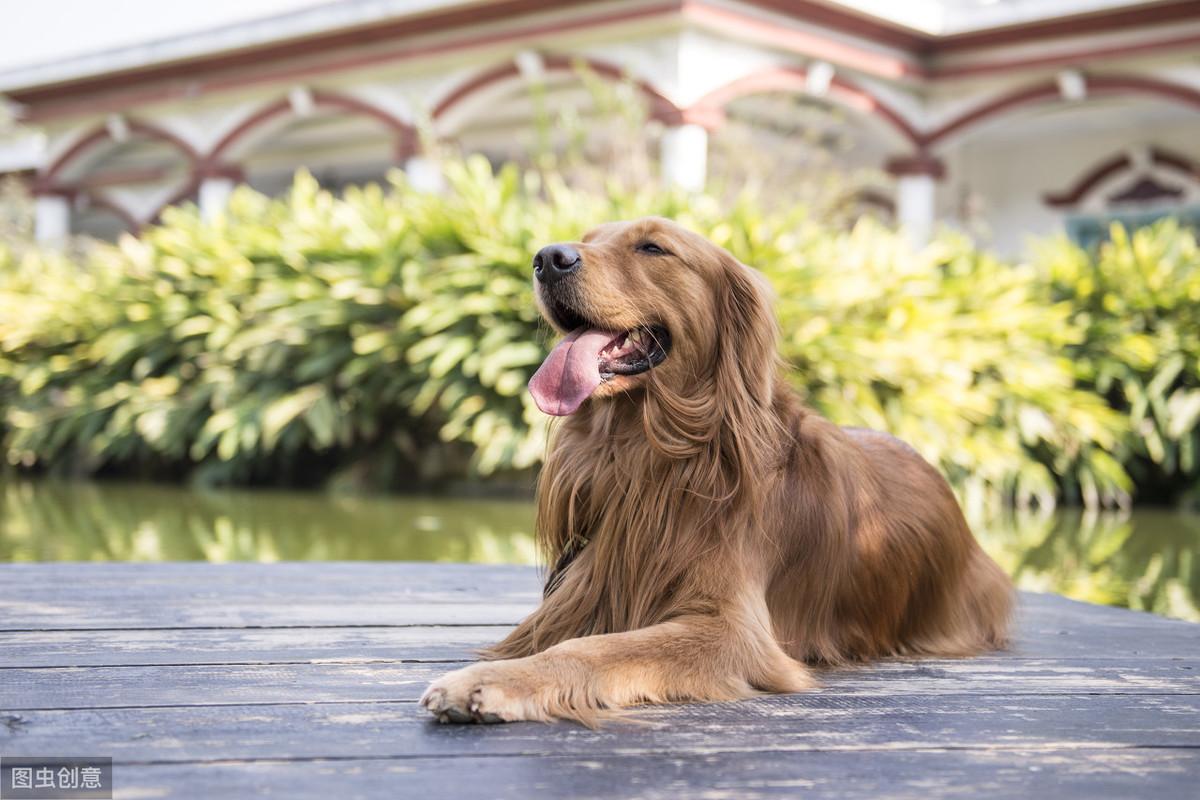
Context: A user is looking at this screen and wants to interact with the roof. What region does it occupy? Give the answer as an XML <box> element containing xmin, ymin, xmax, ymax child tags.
<box><xmin>832</xmin><ymin>0</ymin><xmax>1165</xmax><ymax>35</ymax></box>
<box><xmin>0</xmin><ymin>0</ymin><xmax>1182</xmax><ymax>96</ymax></box>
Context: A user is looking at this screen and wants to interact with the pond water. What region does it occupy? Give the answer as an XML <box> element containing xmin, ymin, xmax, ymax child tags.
<box><xmin>1</xmin><ymin>479</ymin><xmax>1197</xmax><ymax>622</ymax></box>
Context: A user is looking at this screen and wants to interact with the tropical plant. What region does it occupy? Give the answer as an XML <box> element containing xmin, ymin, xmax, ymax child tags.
<box><xmin>1</xmin><ymin>156</ymin><xmax>1192</xmax><ymax>510</ymax></box>
<box><xmin>760</xmin><ymin>220</ymin><xmax>1130</xmax><ymax>514</ymax></box>
<box><xmin>1037</xmin><ymin>221</ymin><xmax>1200</xmax><ymax>504</ymax></box>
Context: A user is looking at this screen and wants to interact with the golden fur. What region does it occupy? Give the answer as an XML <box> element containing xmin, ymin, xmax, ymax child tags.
<box><xmin>421</xmin><ymin>217</ymin><xmax>1013</xmax><ymax>725</ymax></box>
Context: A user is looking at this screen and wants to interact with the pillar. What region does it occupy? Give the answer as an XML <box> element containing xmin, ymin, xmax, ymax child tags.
<box><xmin>896</xmin><ymin>175</ymin><xmax>936</xmax><ymax>246</ymax></box>
<box><xmin>886</xmin><ymin>155</ymin><xmax>945</xmax><ymax>247</ymax></box>
<box><xmin>404</xmin><ymin>155</ymin><xmax>445</xmax><ymax>193</ymax></box>
<box><xmin>199</xmin><ymin>176</ymin><xmax>235</xmax><ymax>222</ymax></box>
<box><xmin>660</xmin><ymin>124</ymin><xmax>708</xmax><ymax>192</ymax></box>
<box><xmin>34</xmin><ymin>192</ymin><xmax>71</xmax><ymax>244</ymax></box>
<box><xmin>193</xmin><ymin>163</ymin><xmax>244</xmax><ymax>222</ymax></box>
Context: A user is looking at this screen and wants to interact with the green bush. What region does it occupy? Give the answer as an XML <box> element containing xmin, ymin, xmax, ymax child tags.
<box><xmin>1037</xmin><ymin>221</ymin><xmax>1200</xmax><ymax>503</ymax></box>
<box><xmin>762</xmin><ymin>221</ymin><xmax>1130</xmax><ymax>514</ymax></box>
<box><xmin>1</xmin><ymin>156</ymin><xmax>1194</xmax><ymax>508</ymax></box>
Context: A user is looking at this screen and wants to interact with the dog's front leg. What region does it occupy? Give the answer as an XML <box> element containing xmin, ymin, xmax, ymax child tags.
<box><xmin>420</xmin><ymin>600</ymin><xmax>811</xmax><ymax>725</ymax></box>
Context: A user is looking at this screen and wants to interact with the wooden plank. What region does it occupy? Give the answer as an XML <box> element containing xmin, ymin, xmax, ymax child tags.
<box><xmin>0</xmin><ymin>601</ymin><xmax>533</xmax><ymax>631</ymax></box>
<box><xmin>4</xmin><ymin>563</ymin><xmax>1194</xmax><ymax>637</ymax></box>
<box><xmin>0</xmin><ymin>562</ymin><xmax>540</xmax><ymax>598</ymax></box>
<box><xmin>2</xmin><ymin>656</ymin><xmax>1196</xmax><ymax>711</ymax></box>
<box><xmin>0</xmin><ymin>626</ymin><xmax>512</xmax><ymax>668</ymax></box>
<box><xmin>96</xmin><ymin>748</ymin><xmax>1200</xmax><ymax>800</ymax></box>
<box><xmin>0</xmin><ymin>662</ymin><xmax>441</xmax><ymax>710</ymax></box>
<box><xmin>1</xmin><ymin>615</ymin><xmax>1195</xmax><ymax>668</ymax></box>
<box><xmin>0</xmin><ymin>563</ymin><xmax>1196</xmax><ymax>799</ymax></box>
<box><xmin>2</xmin><ymin>563</ymin><xmax>1157</xmax><ymax>616</ymax></box>
<box><xmin>0</xmin><ymin>562</ymin><xmax>540</xmax><ymax>630</ymax></box>
<box><xmin>1012</xmin><ymin>594</ymin><xmax>1200</xmax><ymax>658</ymax></box>
<box><xmin>2</xmin><ymin>560</ymin><xmax>1196</xmax><ymax>662</ymax></box>
<box><xmin>2</xmin><ymin>695</ymin><xmax>1197</xmax><ymax>763</ymax></box>
<box><xmin>816</xmin><ymin>656</ymin><xmax>1200</xmax><ymax>695</ymax></box>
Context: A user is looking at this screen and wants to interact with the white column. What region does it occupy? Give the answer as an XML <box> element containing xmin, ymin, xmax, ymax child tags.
<box><xmin>660</xmin><ymin>124</ymin><xmax>708</xmax><ymax>192</ymax></box>
<box><xmin>34</xmin><ymin>194</ymin><xmax>71</xmax><ymax>244</ymax></box>
<box><xmin>404</xmin><ymin>155</ymin><xmax>445</xmax><ymax>193</ymax></box>
<box><xmin>896</xmin><ymin>174</ymin><xmax>936</xmax><ymax>247</ymax></box>
<box><xmin>198</xmin><ymin>176</ymin><xmax>236</xmax><ymax>222</ymax></box>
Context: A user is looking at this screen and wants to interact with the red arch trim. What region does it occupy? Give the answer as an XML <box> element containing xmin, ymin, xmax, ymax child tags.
<box><xmin>41</xmin><ymin>120</ymin><xmax>197</xmax><ymax>184</ymax></box>
<box><xmin>432</xmin><ymin>54</ymin><xmax>682</xmax><ymax>125</ymax></box>
<box><xmin>687</xmin><ymin>70</ymin><xmax>1200</xmax><ymax>156</ymax></box>
<box><xmin>207</xmin><ymin>90</ymin><xmax>415</xmax><ymax>163</ymax></box>
<box><xmin>924</xmin><ymin>74</ymin><xmax>1200</xmax><ymax>148</ymax></box>
<box><xmin>686</xmin><ymin>66</ymin><xmax>921</xmax><ymax>146</ymax></box>
<box><xmin>145</xmin><ymin>163</ymin><xmax>248</xmax><ymax>225</ymax></box>
<box><xmin>1043</xmin><ymin>147</ymin><xmax>1200</xmax><ymax>208</ymax></box>
<box><xmin>147</xmin><ymin>182</ymin><xmax>203</xmax><ymax>226</ymax></box>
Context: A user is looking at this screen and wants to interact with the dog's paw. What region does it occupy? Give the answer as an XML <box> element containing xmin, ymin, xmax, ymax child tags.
<box><xmin>420</xmin><ymin>663</ymin><xmax>542</xmax><ymax>724</ymax></box>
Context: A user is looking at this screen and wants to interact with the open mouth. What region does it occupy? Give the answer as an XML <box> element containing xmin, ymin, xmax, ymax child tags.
<box><xmin>529</xmin><ymin>297</ymin><xmax>673</xmax><ymax>416</ymax></box>
<box><xmin>597</xmin><ymin>325</ymin><xmax>672</xmax><ymax>380</ymax></box>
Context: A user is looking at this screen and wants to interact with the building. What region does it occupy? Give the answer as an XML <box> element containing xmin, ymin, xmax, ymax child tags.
<box><xmin>1</xmin><ymin>0</ymin><xmax>1198</xmax><ymax>255</ymax></box>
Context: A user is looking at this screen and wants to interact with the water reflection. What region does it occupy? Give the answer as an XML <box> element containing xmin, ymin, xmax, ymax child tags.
<box><xmin>0</xmin><ymin>480</ymin><xmax>535</xmax><ymax>565</ymax></box>
<box><xmin>1</xmin><ymin>479</ymin><xmax>1196</xmax><ymax>621</ymax></box>
<box><xmin>975</xmin><ymin>508</ymin><xmax>1199</xmax><ymax>623</ymax></box>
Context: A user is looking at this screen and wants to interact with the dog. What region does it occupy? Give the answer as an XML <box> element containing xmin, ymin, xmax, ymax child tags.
<box><xmin>421</xmin><ymin>217</ymin><xmax>1013</xmax><ymax>725</ymax></box>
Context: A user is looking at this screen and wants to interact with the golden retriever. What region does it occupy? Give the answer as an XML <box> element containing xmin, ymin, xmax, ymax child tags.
<box><xmin>421</xmin><ymin>217</ymin><xmax>1013</xmax><ymax>725</ymax></box>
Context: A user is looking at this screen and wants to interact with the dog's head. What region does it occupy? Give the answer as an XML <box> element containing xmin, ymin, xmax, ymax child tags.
<box><xmin>528</xmin><ymin>217</ymin><xmax>776</xmax><ymax>416</ymax></box>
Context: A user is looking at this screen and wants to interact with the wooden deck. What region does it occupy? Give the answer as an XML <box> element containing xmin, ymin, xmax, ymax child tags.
<box><xmin>1</xmin><ymin>563</ymin><xmax>1197</xmax><ymax>799</ymax></box>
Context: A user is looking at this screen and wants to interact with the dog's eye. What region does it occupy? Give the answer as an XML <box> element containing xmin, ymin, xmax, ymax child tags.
<box><xmin>636</xmin><ymin>242</ymin><xmax>668</xmax><ymax>256</ymax></box>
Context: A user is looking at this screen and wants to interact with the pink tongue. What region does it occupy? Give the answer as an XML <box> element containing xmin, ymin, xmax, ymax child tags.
<box><xmin>529</xmin><ymin>327</ymin><xmax>619</xmax><ymax>416</ymax></box>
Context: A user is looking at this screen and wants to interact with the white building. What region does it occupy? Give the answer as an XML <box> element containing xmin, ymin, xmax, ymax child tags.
<box><xmin>1</xmin><ymin>0</ymin><xmax>1198</xmax><ymax>255</ymax></box>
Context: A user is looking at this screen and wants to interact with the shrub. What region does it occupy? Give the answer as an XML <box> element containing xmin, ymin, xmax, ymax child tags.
<box><xmin>0</xmin><ymin>156</ymin><xmax>1174</xmax><ymax>509</ymax></box>
<box><xmin>759</xmin><ymin>219</ymin><xmax>1130</xmax><ymax>514</ymax></box>
<box><xmin>1038</xmin><ymin>221</ymin><xmax>1200</xmax><ymax>504</ymax></box>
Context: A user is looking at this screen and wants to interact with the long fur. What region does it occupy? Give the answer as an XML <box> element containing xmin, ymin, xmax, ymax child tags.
<box><xmin>421</xmin><ymin>217</ymin><xmax>1013</xmax><ymax>726</ymax></box>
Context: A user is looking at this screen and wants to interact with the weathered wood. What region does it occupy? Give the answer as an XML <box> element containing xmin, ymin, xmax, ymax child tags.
<box><xmin>2</xmin><ymin>562</ymin><xmax>1195</xmax><ymax>656</ymax></box>
<box><xmin>0</xmin><ymin>626</ymin><xmax>511</xmax><ymax>668</ymax></box>
<box><xmin>2</xmin><ymin>695</ymin><xmax>1198</xmax><ymax>763</ymax></box>
<box><xmin>0</xmin><ymin>601</ymin><xmax>532</xmax><ymax>631</ymax></box>
<box><xmin>0</xmin><ymin>562</ymin><xmax>539</xmax><ymax>630</ymax></box>
<box><xmin>2</xmin><ymin>617</ymin><xmax>1195</xmax><ymax>668</ymax></box>
<box><xmin>0</xmin><ymin>561</ymin><xmax>539</xmax><ymax>590</ymax></box>
<box><xmin>79</xmin><ymin>749</ymin><xmax>1200</xmax><ymax>800</ymax></box>
<box><xmin>0</xmin><ymin>562</ymin><xmax>1196</xmax><ymax>799</ymax></box>
<box><xmin>2</xmin><ymin>656</ymin><xmax>1196</xmax><ymax>711</ymax></box>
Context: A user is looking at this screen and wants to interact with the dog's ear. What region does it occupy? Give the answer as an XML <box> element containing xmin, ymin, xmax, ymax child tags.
<box><xmin>641</xmin><ymin>243</ymin><xmax>781</xmax><ymax>496</ymax></box>
<box><xmin>714</xmin><ymin>251</ymin><xmax>778</xmax><ymax>408</ymax></box>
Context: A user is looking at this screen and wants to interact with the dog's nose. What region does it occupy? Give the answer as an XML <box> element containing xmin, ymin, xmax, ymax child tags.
<box><xmin>533</xmin><ymin>244</ymin><xmax>581</xmax><ymax>285</ymax></box>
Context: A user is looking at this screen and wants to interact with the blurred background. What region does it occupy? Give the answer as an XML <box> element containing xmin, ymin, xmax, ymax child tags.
<box><xmin>0</xmin><ymin>0</ymin><xmax>1198</xmax><ymax>620</ymax></box>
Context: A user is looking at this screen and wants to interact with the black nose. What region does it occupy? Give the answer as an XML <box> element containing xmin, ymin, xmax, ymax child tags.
<box><xmin>533</xmin><ymin>244</ymin><xmax>581</xmax><ymax>285</ymax></box>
